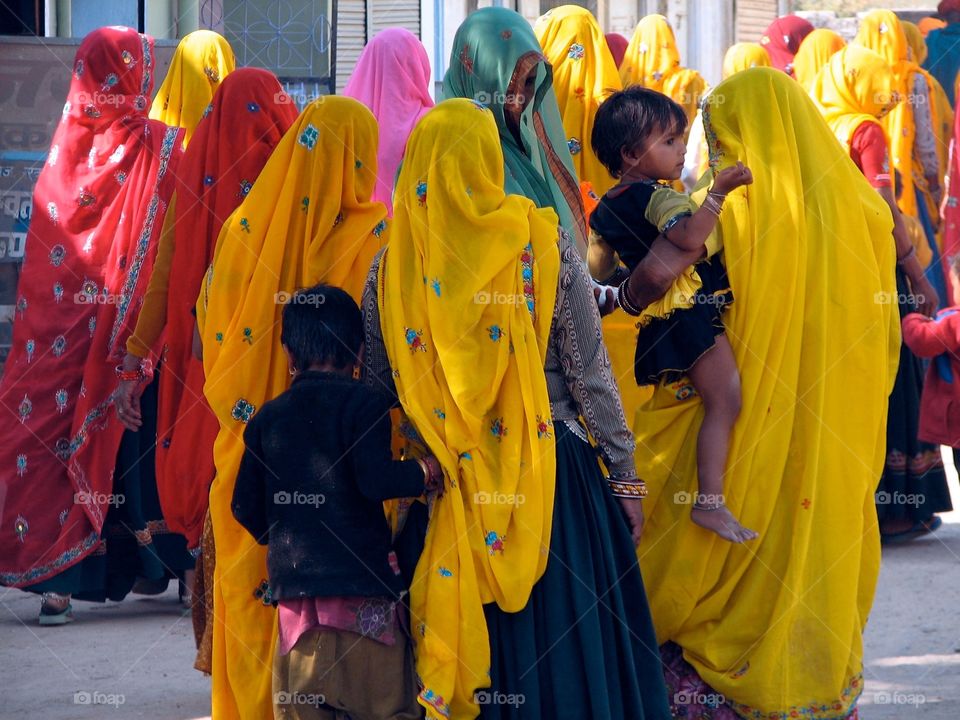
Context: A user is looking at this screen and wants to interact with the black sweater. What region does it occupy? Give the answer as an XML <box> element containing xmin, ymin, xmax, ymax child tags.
<box><xmin>231</xmin><ymin>371</ymin><xmax>425</xmax><ymax>600</ymax></box>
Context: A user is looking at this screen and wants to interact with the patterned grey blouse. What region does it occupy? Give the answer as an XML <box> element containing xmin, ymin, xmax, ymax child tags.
<box><xmin>361</xmin><ymin>228</ymin><xmax>638</xmax><ymax>481</ymax></box>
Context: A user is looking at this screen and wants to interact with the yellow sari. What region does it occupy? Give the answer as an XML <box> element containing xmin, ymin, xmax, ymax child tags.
<box><xmin>809</xmin><ymin>46</ymin><xmax>899</xmax><ymax>153</ymax></box>
<box><xmin>722</xmin><ymin>42</ymin><xmax>770</xmax><ymax>79</ymax></box>
<box><xmin>793</xmin><ymin>28</ymin><xmax>846</xmax><ymax>91</ymax></box>
<box><xmin>854</xmin><ymin>10</ymin><xmax>935</xmax><ymax>220</ymax></box>
<box><xmin>379</xmin><ymin>99</ymin><xmax>559</xmax><ymax>719</ymax></box>
<box><xmin>620</xmin><ymin>14</ymin><xmax>706</xmax><ymax>127</ymax></box>
<box><xmin>201</xmin><ymin>97</ymin><xmax>387</xmax><ymax>720</ymax></box>
<box><xmin>636</xmin><ymin>68</ymin><xmax>898</xmax><ymax>718</ymax></box>
<box><xmin>534</xmin><ymin>5</ymin><xmax>621</xmax><ymax>196</ymax></box>
<box><xmin>150</xmin><ymin>30</ymin><xmax>235</xmax><ymax>145</ymax></box>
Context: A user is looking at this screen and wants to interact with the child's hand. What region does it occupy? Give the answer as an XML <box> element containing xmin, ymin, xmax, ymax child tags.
<box><xmin>711</xmin><ymin>162</ymin><xmax>753</xmax><ymax>195</ymax></box>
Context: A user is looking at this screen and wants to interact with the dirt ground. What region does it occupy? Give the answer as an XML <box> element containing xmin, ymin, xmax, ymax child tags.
<box><xmin>2</xmin><ymin>461</ymin><xmax>958</xmax><ymax>720</ymax></box>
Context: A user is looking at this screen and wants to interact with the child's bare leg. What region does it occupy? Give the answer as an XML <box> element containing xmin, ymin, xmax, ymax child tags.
<box><xmin>686</xmin><ymin>335</ymin><xmax>758</xmax><ymax>543</ymax></box>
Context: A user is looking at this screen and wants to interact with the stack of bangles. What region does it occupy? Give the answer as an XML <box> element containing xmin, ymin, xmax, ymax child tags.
<box><xmin>114</xmin><ymin>364</ymin><xmax>146</xmax><ymax>382</ymax></box>
<box><xmin>608</xmin><ymin>478</ymin><xmax>648</xmax><ymax>498</ymax></box>
<box><xmin>701</xmin><ymin>187</ymin><xmax>727</xmax><ymax>217</ymax></box>
<box><xmin>617</xmin><ymin>277</ymin><xmax>643</xmax><ymax>316</ymax></box>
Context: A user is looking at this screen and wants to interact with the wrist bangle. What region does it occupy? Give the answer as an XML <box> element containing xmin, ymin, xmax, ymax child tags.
<box><xmin>115</xmin><ymin>364</ymin><xmax>145</xmax><ymax>382</ymax></box>
<box><xmin>617</xmin><ymin>278</ymin><xmax>643</xmax><ymax>316</ymax></box>
<box><xmin>896</xmin><ymin>246</ymin><xmax>917</xmax><ymax>265</ymax></box>
<box><xmin>415</xmin><ymin>458</ymin><xmax>430</xmax><ymax>484</ymax></box>
<box><xmin>608</xmin><ymin>479</ymin><xmax>648</xmax><ymax>498</ymax></box>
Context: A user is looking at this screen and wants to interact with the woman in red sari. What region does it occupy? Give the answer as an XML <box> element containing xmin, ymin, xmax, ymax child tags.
<box><xmin>0</xmin><ymin>26</ymin><xmax>186</xmax><ymax>623</ymax></box>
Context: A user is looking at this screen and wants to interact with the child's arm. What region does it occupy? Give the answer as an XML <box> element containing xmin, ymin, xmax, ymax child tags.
<box><xmin>231</xmin><ymin>416</ymin><xmax>271</xmax><ymax>544</ymax></box>
<box><xmin>902</xmin><ymin>311</ymin><xmax>960</xmax><ymax>358</ymax></box>
<box><xmin>659</xmin><ymin>162</ymin><xmax>753</xmax><ymax>253</ymax></box>
<box><xmin>587</xmin><ymin>229</ymin><xmax>625</xmax><ymax>283</ymax></box>
<box><xmin>351</xmin><ymin>392</ymin><xmax>430</xmax><ymax>502</ymax></box>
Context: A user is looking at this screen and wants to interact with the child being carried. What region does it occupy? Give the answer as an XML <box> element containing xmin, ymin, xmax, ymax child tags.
<box><xmin>589</xmin><ymin>86</ymin><xmax>757</xmax><ymax>544</ymax></box>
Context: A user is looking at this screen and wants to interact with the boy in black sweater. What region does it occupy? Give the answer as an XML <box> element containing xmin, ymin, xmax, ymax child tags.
<box><xmin>231</xmin><ymin>283</ymin><xmax>442</xmax><ymax>720</ymax></box>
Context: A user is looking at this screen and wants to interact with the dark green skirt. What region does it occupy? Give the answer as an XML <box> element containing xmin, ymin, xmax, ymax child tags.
<box><xmin>27</xmin><ymin>373</ymin><xmax>194</xmax><ymax>601</ymax></box>
<box><xmin>877</xmin><ymin>271</ymin><xmax>953</xmax><ymax>522</ymax></box>
<box><xmin>481</xmin><ymin>423</ymin><xmax>671</xmax><ymax>720</ymax></box>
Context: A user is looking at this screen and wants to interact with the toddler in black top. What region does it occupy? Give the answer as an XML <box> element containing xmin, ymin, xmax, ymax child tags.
<box><xmin>231</xmin><ymin>284</ymin><xmax>442</xmax><ymax>720</ymax></box>
<box><xmin>588</xmin><ymin>86</ymin><xmax>757</xmax><ymax>544</ymax></box>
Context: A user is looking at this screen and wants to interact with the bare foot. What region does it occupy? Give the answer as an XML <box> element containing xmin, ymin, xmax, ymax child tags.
<box><xmin>691</xmin><ymin>504</ymin><xmax>758</xmax><ymax>543</ymax></box>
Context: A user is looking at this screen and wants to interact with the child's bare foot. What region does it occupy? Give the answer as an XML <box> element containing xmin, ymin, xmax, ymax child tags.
<box><xmin>691</xmin><ymin>501</ymin><xmax>758</xmax><ymax>543</ymax></box>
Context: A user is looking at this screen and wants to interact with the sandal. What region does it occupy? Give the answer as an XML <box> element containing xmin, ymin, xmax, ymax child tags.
<box><xmin>880</xmin><ymin>515</ymin><xmax>943</xmax><ymax>545</ymax></box>
<box><xmin>39</xmin><ymin>593</ymin><xmax>74</xmax><ymax>626</ymax></box>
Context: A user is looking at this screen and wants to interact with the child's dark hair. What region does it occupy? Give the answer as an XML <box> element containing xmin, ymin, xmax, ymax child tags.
<box><xmin>592</xmin><ymin>85</ymin><xmax>688</xmax><ymax>178</ymax></box>
<box><xmin>280</xmin><ymin>283</ymin><xmax>362</xmax><ymax>372</ymax></box>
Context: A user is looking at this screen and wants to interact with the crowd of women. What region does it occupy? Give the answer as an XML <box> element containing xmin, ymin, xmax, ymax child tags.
<box><xmin>1</xmin><ymin>2</ymin><xmax>958</xmax><ymax>719</ymax></box>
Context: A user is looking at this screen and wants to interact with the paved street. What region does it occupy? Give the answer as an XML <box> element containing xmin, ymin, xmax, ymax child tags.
<box><xmin>2</xmin><ymin>462</ymin><xmax>959</xmax><ymax>720</ymax></box>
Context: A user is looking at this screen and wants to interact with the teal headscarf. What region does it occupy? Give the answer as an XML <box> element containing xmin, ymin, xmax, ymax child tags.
<box><xmin>441</xmin><ymin>7</ymin><xmax>586</xmax><ymax>249</ymax></box>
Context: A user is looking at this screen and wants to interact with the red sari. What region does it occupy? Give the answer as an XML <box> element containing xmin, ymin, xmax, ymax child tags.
<box><xmin>943</xmin><ymin>108</ymin><xmax>960</xmax><ymax>304</ymax></box>
<box><xmin>155</xmin><ymin>68</ymin><xmax>298</xmax><ymax>548</ymax></box>
<box><xmin>0</xmin><ymin>27</ymin><xmax>184</xmax><ymax>587</ymax></box>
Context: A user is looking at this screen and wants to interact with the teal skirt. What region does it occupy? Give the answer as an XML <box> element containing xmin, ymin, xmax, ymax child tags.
<box><xmin>481</xmin><ymin>423</ymin><xmax>671</xmax><ymax>719</ymax></box>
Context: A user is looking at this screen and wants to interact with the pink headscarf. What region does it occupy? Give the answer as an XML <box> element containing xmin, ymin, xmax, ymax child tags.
<box><xmin>343</xmin><ymin>28</ymin><xmax>434</xmax><ymax>215</ymax></box>
<box><xmin>605</xmin><ymin>32</ymin><xmax>629</xmax><ymax>68</ymax></box>
<box><xmin>760</xmin><ymin>15</ymin><xmax>815</xmax><ymax>76</ymax></box>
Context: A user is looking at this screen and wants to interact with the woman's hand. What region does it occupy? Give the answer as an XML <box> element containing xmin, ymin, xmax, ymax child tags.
<box><xmin>619</xmin><ymin>497</ymin><xmax>645</xmax><ymax>546</ymax></box>
<box><xmin>910</xmin><ymin>274</ymin><xmax>939</xmax><ymax>317</ymax></box>
<box><xmin>115</xmin><ymin>353</ymin><xmax>145</xmax><ymax>431</ymax></box>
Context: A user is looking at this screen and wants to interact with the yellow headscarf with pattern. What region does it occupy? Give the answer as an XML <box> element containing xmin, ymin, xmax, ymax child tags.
<box><xmin>200</xmin><ymin>96</ymin><xmax>388</xmax><ymax>719</ymax></box>
<box><xmin>637</xmin><ymin>67</ymin><xmax>897</xmax><ymax>719</ymax></box>
<box><xmin>793</xmin><ymin>28</ymin><xmax>846</xmax><ymax>91</ymax></box>
<box><xmin>620</xmin><ymin>14</ymin><xmax>706</xmax><ymax>127</ymax></box>
<box><xmin>722</xmin><ymin>42</ymin><xmax>771</xmax><ymax>79</ymax></box>
<box><xmin>534</xmin><ymin>5</ymin><xmax>621</xmax><ymax>195</ymax></box>
<box><xmin>379</xmin><ymin>98</ymin><xmax>559</xmax><ymax>720</ymax></box>
<box><xmin>150</xmin><ymin>30</ymin><xmax>235</xmax><ymax>145</ymax></box>
<box><xmin>810</xmin><ymin>45</ymin><xmax>899</xmax><ymax>153</ymax></box>
<box><xmin>854</xmin><ymin>10</ymin><xmax>928</xmax><ymax>217</ymax></box>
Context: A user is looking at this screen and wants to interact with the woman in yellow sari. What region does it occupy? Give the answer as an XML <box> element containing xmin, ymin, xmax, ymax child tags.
<box><xmin>199</xmin><ymin>96</ymin><xmax>388</xmax><ymax>719</ymax></box>
<box><xmin>150</xmin><ymin>29</ymin><xmax>235</xmax><ymax>145</ymax></box>
<box><xmin>624</xmin><ymin>67</ymin><xmax>898</xmax><ymax>718</ymax></box>
<box><xmin>534</xmin><ymin>5</ymin><xmax>621</xmax><ymax>196</ymax></box>
<box><xmin>813</xmin><ymin>46</ymin><xmax>952</xmax><ymax>545</ymax></box>
<box><xmin>854</xmin><ymin>12</ymin><xmax>943</xmax><ymax>237</ymax></box>
<box><xmin>793</xmin><ymin>28</ymin><xmax>846</xmax><ymax>91</ymax></box>
<box><xmin>721</xmin><ymin>42</ymin><xmax>770</xmax><ymax>78</ymax></box>
<box><xmin>363</xmin><ymin>98</ymin><xmax>669</xmax><ymax>720</ymax></box>
<box><xmin>620</xmin><ymin>14</ymin><xmax>706</xmax><ymax>129</ymax></box>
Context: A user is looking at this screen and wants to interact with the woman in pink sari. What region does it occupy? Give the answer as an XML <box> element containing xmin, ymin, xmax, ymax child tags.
<box><xmin>343</xmin><ymin>28</ymin><xmax>433</xmax><ymax>215</ymax></box>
